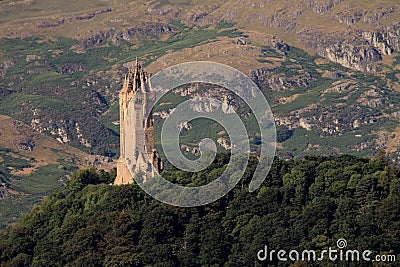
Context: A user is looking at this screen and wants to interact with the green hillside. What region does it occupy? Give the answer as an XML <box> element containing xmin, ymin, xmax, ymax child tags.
<box><xmin>0</xmin><ymin>31</ymin><xmax>398</xmax><ymax>160</ymax></box>
<box><xmin>0</xmin><ymin>0</ymin><xmax>399</xmax><ymax>253</ymax></box>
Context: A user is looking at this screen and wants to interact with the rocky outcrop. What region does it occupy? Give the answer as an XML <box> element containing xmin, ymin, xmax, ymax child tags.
<box><xmin>80</xmin><ymin>29</ymin><xmax>114</xmax><ymax>48</ymax></box>
<box><xmin>274</xmin><ymin>82</ymin><xmax>392</xmax><ymax>141</ymax></box>
<box><xmin>0</xmin><ymin>58</ymin><xmax>15</xmax><ymax>77</ymax></box>
<box><xmin>81</xmin><ymin>91</ymin><xmax>109</xmax><ymax>117</ymax></box>
<box><xmin>180</xmin><ymin>3</ymin><xmax>220</xmax><ymax>25</ymax></box>
<box><xmin>298</xmin><ymin>20</ymin><xmax>400</xmax><ymax>71</ymax></box>
<box><xmin>113</xmin><ymin>22</ymin><xmax>173</xmax><ymax>44</ymax></box>
<box><xmin>303</xmin><ymin>0</ymin><xmax>346</xmax><ymax>14</ymax></box>
<box><xmin>251</xmin><ymin>68</ymin><xmax>273</xmax><ymax>88</ymax></box>
<box><xmin>86</xmin><ymin>155</ymin><xmax>113</xmax><ymax>168</ymax></box>
<box><xmin>26</xmin><ymin>54</ymin><xmax>41</xmax><ymax>62</ymax></box>
<box><xmin>17</xmin><ymin>92</ymin><xmax>115</xmax><ymax>154</ymax></box>
<box><xmin>0</xmin><ymin>181</ymin><xmax>16</xmax><ymax>200</ymax></box>
<box><xmin>188</xmin><ymin>1</ymin><xmax>398</xmax><ymax>73</ymax></box>
<box><xmin>56</xmin><ymin>63</ymin><xmax>85</xmax><ymax>74</ymax></box>
<box><xmin>357</xmin><ymin>89</ymin><xmax>387</xmax><ymax>108</ymax></box>
<box><xmin>373</xmin><ymin>22</ymin><xmax>400</xmax><ymax>53</ymax></box>
<box><xmin>275</xmin><ymin>102</ymin><xmax>385</xmax><ymax>137</ymax></box>
<box><xmin>324</xmin><ymin>81</ymin><xmax>354</xmax><ymax>92</ymax></box>
<box><xmin>189</xmin><ymin>97</ymin><xmax>234</xmax><ymax>114</ymax></box>
<box><xmin>267</xmin><ymin>72</ymin><xmax>312</xmax><ymax>91</ymax></box>
<box><xmin>251</xmin><ymin>68</ymin><xmax>313</xmax><ymax>90</ymax></box>
<box><xmin>217</xmin><ymin>138</ymin><xmax>231</xmax><ymax>150</ymax></box>
<box><xmin>76</xmin><ymin>20</ymin><xmax>170</xmax><ymax>49</ymax></box>
<box><xmin>14</xmin><ymin>139</ymin><xmax>35</xmax><ymax>151</ymax></box>
<box><xmin>260</xmin><ymin>36</ymin><xmax>290</xmax><ymax>53</ymax></box>
<box><xmin>298</xmin><ymin>29</ymin><xmax>384</xmax><ymax>72</ymax></box>
<box><xmin>257</xmin><ymin>6</ymin><xmax>303</xmax><ymax>31</ymax></box>
<box><xmin>362</xmin><ymin>31</ymin><xmax>393</xmax><ymax>55</ymax></box>
<box><xmin>334</xmin><ymin>10</ymin><xmax>362</xmax><ymax>25</ymax></box>
<box><xmin>333</xmin><ymin>6</ymin><xmax>396</xmax><ymax>25</ymax></box>
<box><xmin>75</xmin><ymin>123</ymin><xmax>91</xmax><ymax>148</ymax></box>
<box><xmin>173</xmin><ymin>84</ymin><xmax>244</xmax><ymax>109</ymax></box>
<box><xmin>363</xmin><ymin>6</ymin><xmax>395</xmax><ymax>24</ymax></box>
<box><xmin>37</xmin><ymin>8</ymin><xmax>112</xmax><ymax>28</ymax></box>
<box><xmin>323</xmin><ymin>41</ymin><xmax>382</xmax><ymax>72</ymax></box>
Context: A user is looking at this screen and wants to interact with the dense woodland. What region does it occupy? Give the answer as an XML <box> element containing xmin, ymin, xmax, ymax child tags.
<box><xmin>0</xmin><ymin>154</ymin><xmax>399</xmax><ymax>266</ymax></box>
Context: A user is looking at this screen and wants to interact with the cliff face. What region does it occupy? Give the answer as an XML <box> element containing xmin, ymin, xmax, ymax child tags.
<box><xmin>297</xmin><ymin>24</ymin><xmax>400</xmax><ymax>72</ymax></box>
<box><xmin>294</xmin><ymin>8</ymin><xmax>400</xmax><ymax>72</ymax></box>
<box><xmin>321</xmin><ymin>38</ymin><xmax>382</xmax><ymax>72</ymax></box>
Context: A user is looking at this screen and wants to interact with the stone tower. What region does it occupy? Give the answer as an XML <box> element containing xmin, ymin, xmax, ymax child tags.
<box><xmin>114</xmin><ymin>59</ymin><xmax>163</xmax><ymax>185</ymax></box>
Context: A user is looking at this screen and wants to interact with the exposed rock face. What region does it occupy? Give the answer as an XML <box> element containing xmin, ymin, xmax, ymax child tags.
<box><xmin>79</xmin><ymin>22</ymin><xmax>174</xmax><ymax>48</ymax></box>
<box><xmin>275</xmin><ymin>103</ymin><xmax>384</xmax><ymax>137</ymax></box>
<box><xmin>334</xmin><ymin>10</ymin><xmax>362</xmax><ymax>25</ymax></box>
<box><xmin>303</xmin><ymin>0</ymin><xmax>346</xmax><ymax>14</ymax></box>
<box><xmin>251</xmin><ymin>68</ymin><xmax>313</xmax><ymax>91</ymax></box>
<box><xmin>357</xmin><ymin>89</ymin><xmax>386</xmax><ymax>108</ymax></box>
<box><xmin>24</xmin><ymin>94</ymin><xmax>114</xmax><ymax>154</ymax></box>
<box><xmin>178</xmin><ymin>3</ymin><xmax>220</xmax><ymax>25</ymax></box>
<box><xmin>113</xmin><ymin>22</ymin><xmax>173</xmax><ymax>44</ymax></box>
<box><xmin>245</xmin><ymin>5</ymin><xmax>303</xmax><ymax>31</ymax></box>
<box><xmin>376</xmin><ymin>22</ymin><xmax>400</xmax><ymax>52</ymax></box>
<box><xmin>294</xmin><ymin>5</ymin><xmax>399</xmax><ymax>72</ymax></box>
<box><xmin>0</xmin><ymin>58</ymin><xmax>15</xmax><ymax>77</ymax></box>
<box><xmin>26</xmin><ymin>54</ymin><xmax>41</xmax><ymax>62</ymax></box>
<box><xmin>189</xmin><ymin>97</ymin><xmax>234</xmax><ymax>114</ymax></box>
<box><xmin>274</xmin><ymin>84</ymin><xmax>391</xmax><ymax>139</ymax></box>
<box><xmin>329</xmin><ymin>24</ymin><xmax>400</xmax><ymax>71</ymax></box>
<box><xmin>323</xmin><ymin>41</ymin><xmax>382</xmax><ymax>72</ymax></box>
<box><xmin>363</xmin><ymin>6</ymin><xmax>396</xmax><ymax>24</ymax></box>
<box><xmin>324</xmin><ymin>81</ymin><xmax>354</xmax><ymax>92</ymax></box>
<box><xmin>268</xmin><ymin>72</ymin><xmax>312</xmax><ymax>91</ymax></box>
<box><xmin>75</xmin><ymin>122</ymin><xmax>90</xmax><ymax>148</ymax></box>
<box><xmin>86</xmin><ymin>155</ymin><xmax>113</xmax><ymax>168</ymax></box>
<box><xmin>37</xmin><ymin>8</ymin><xmax>112</xmax><ymax>28</ymax></box>
<box><xmin>362</xmin><ymin>32</ymin><xmax>393</xmax><ymax>55</ymax></box>
<box><xmin>217</xmin><ymin>137</ymin><xmax>231</xmax><ymax>150</ymax></box>
<box><xmin>80</xmin><ymin>29</ymin><xmax>114</xmax><ymax>48</ymax></box>
<box><xmin>56</xmin><ymin>63</ymin><xmax>85</xmax><ymax>74</ymax></box>
<box><xmin>323</xmin><ymin>3</ymin><xmax>395</xmax><ymax>25</ymax></box>
<box><xmin>297</xmin><ymin>29</ymin><xmax>388</xmax><ymax>72</ymax></box>
<box><xmin>14</xmin><ymin>139</ymin><xmax>35</xmax><ymax>151</ymax></box>
<box><xmin>173</xmin><ymin>84</ymin><xmax>244</xmax><ymax>110</ymax></box>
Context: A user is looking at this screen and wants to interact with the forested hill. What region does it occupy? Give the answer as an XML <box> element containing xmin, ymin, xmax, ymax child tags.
<box><xmin>0</xmin><ymin>154</ymin><xmax>399</xmax><ymax>266</ymax></box>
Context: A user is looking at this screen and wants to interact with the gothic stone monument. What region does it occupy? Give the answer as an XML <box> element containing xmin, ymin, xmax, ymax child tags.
<box><xmin>114</xmin><ymin>60</ymin><xmax>163</xmax><ymax>185</ymax></box>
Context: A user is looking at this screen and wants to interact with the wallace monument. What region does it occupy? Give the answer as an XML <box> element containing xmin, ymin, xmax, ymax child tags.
<box><xmin>114</xmin><ymin>60</ymin><xmax>163</xmax><ymax>185</ymax></box>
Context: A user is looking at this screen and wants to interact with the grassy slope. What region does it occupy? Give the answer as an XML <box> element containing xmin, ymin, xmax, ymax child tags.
<box><xmin>1</xmin><ymin>0</ymin><xmax>398</xmax><ymax>54</ymax></box>
<box><xmin>0</xmin><ymin>115</ymin><xmax>91</xmax><ymax>228</ymax></box>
